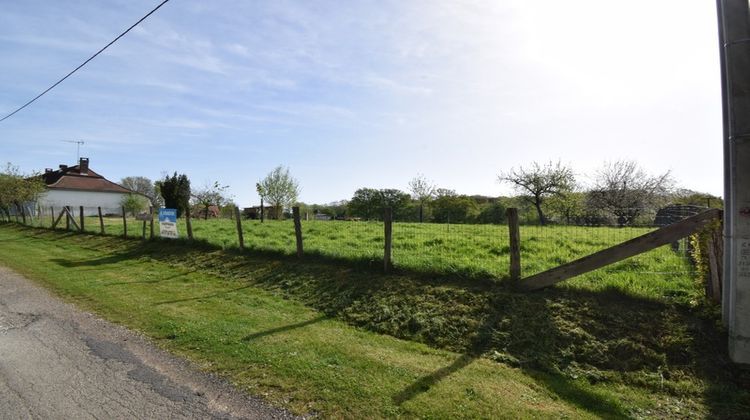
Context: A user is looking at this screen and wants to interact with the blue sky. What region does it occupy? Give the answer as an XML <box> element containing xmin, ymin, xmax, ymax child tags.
<box><xmin>0</xmin><ymin>0</ymin><xmax>722</xmax><ymax>205</ymax></box>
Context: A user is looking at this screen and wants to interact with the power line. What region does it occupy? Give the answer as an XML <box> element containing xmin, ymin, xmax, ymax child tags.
<box><xmin>0</xmin><ymin>0</ymin><xmax>171</xmax><ymax>124</ymax></box>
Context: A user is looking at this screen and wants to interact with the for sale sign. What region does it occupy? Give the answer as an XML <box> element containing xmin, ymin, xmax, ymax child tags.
<box><xmin>158</xmin><ymin>208</ymin><xmax>179</xmax><ymax>239</ymax></box>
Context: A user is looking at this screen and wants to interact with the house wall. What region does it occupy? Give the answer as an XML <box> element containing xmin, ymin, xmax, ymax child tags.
<box><xmin>37</xmin><ymin>190</ymin><xmax>128</xmax><ymax>216</ymax></box>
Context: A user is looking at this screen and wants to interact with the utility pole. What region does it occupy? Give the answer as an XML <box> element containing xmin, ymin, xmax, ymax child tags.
<box><xmin>717</xmin><ymin>0</ymin><xmax>750</xmax><ymax>364</ymax></box>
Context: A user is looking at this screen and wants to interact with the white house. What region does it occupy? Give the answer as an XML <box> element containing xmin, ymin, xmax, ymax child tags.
<box><xmin>36</xmin><ymin>158</ymin><xmax>140</xmax><ymax>216</ymax></box>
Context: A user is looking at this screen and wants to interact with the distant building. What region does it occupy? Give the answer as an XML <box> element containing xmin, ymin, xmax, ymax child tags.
<box><xmin>37</xmin><ymin>158</ymin><xmax>142</xmax><ymax>215</ymax></box>
<box><xmin>242</xmin><ymin>206</ymin><xmax>280</xmax><ymax>220</ymax></box>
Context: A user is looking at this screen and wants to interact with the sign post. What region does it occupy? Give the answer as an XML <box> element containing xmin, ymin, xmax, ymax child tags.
<box><xmin>158</xmin><ymin>208</ymin><xmax>179</xmax><ymax>239</ymax></box>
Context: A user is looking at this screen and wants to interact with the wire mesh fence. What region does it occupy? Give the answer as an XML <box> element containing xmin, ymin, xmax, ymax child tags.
<box><xmin>520</xmin><ymin>207</ymin><xmax>700</xmax><ymax>282</ymax></box>
<box><xmin>392</xmin><ymin>222</ymin><xmax>506</xmax><ymax>277</ymax></box>
<box><xmin>2</xmin><ymin>204</ymin><xmax>709</xmax><ymax>288</ymax></box>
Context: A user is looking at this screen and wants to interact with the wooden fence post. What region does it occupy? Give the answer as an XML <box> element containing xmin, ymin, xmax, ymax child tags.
<box><xmin>293</xmin><ymin>206</ymin><xmax>303</xmax><ymax>258</ymax></box>
<box><xmin>50</xmin><ymin>207</ymin><xmax>55</xmax><ymax>228</ymax></box>
<box><xmin>384</xmin><ymin>207</ymin><xmax>393</xmax><ymax>273</ymax></box>
<box><xmin>141</xmin><ymin>217</ymin><xmax>147</xmax><ymax>239</ymax></box>
<box><xmin>122</xmin><ymin>206</ymin><xmax>127</xmax><ymax>238</ymax></box>
<box><xmin>235</xmin><ymin>206</ymin><xmax>245</xmax><ymax>250</ymax></box>
<box><xmin>19</xmin><ymin>203</ymin><xmax>26</xmax><ymax>225</ymax></box>
<box><xmin>507</xmin><ymin>208</ymin><xmax>521</xmax><ymax>282</ymax></box>
<box><xmin>65</xmin><ymin>206</ymin><xmax>70</xmax><ymax>230</ymax></box>
<box><xmin>98</xmin><ymin>207</ymin><xmax>104</xmax><ymax>234</ymax></box>
<box><xmin>79</xmin><ymin>206</ymin><xmax>84</xmax><ymax>232</ymax></box>
<box><xmin>186</xmin><ymin>209</ymin><xmax>193</xmax><ymax>240</ymax></box>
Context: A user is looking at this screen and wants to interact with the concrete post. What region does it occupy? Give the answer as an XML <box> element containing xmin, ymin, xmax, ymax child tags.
<box><xmin>718</xmin><ymin>0</ymin><xmax>750</xmax><ymax>364</ymax></box>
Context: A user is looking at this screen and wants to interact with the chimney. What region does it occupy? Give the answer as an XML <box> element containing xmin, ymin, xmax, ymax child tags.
<box><xmin>79</xmin><ymin>157</ymin><xmax>89</xmax><ymax>174</ymax></box>
<box><xmin>59</xmin><ymin>164</ymin><xmax>68</xmax><ymax>170</ymax></box>
<box><xmin>45</xmin><ymin>168</ymin><xmax>53</xmax><ymax>174</ymax></box>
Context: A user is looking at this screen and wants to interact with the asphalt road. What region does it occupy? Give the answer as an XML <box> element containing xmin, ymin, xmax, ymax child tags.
<box><xmin>0</xmin><ymin>265</ymin><xmax>297</xmax><ymax>420</ymax></box>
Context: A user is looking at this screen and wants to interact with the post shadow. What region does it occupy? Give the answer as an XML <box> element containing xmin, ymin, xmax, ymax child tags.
<box><xmin>242</xmin><ymin>316</ymin><xmax>328</xmax><ymax>342</ymax></box>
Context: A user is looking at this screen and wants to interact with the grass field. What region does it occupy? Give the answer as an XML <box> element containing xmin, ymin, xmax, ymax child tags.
<box><xmin>0</xmin><ymin>222</ymin><xmax>748</xmax><ymax>418</ymax></box>
<box><xmin>26</xmin><ymin>214</ymin><xmax>693</xmax><ymax>300</ymax></box>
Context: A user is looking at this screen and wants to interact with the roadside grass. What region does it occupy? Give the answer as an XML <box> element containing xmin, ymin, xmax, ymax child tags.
<box><xmin>0</xmin><ymin>223</ymin><xmax>748</xmax><ymax>418</ymax></box>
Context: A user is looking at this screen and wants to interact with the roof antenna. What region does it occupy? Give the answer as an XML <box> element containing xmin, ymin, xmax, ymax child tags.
<box><xmin>62</xmin><ymin>140</ymin><xmax>85</xmax><ymax>161</ymax></box>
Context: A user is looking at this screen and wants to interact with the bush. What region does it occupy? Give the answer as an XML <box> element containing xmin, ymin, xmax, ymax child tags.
<box><xmin>120</xmin><ymin>194</ymin><xmax>148</xmax><ymax>217</ymax></box>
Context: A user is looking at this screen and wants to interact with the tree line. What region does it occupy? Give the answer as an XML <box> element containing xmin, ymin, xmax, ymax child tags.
<box><xmin>1</xmin><ymin>160</ymin><xmax>721</xmax><ymax>227</ymax></box>
<box><xmin>307</xmin><ymin>160</ymin><xmax>720</xmax><ymax>226</ymax></box>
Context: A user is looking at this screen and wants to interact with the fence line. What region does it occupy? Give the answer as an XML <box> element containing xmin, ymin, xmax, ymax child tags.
<box><xmin>0</xmin><ymin>205</ymin><xmax>722</xmax><ymax>298</ymax></box>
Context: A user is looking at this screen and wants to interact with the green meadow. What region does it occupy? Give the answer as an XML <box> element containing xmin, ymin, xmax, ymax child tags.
<box><xmin>28</xmin><ymin>214</ymin><xmax>693</xmax><ymax>300</ymax></box>
<box><xmin>1</xmin><ymin>222</ymin><xmax>747</xmax><ymax>418</ymax></box>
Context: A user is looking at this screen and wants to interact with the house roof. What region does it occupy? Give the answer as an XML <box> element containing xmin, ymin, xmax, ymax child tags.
<box><xmin>41</xmin><ymin>161</ymin><xmax>134</xmax><ymax>194</ymax></box>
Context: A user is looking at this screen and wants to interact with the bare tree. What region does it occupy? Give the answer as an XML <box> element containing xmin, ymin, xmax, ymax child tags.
<box><xmin>121</xmin><ymin>176</ymin><xmax>160</xmax><ymax>207</ymax></box>
<box><xmin>408</xmin><ymin>174</ymin><xmax>435</xmax><ymax>223</ymax></box>
<box><xmin>191</xmin><ymin>181</ymin><xmax>230</xmax><ymax>220</ymax></box>
<box><xmin>587</xmin><ymin>160</ymin><xmax>674</xmax><ymax>226</ymax></box>
<box><xmin>500</xmin><ymin>161</ymin><xmax>575</xmax><ymax>225</ymax></box>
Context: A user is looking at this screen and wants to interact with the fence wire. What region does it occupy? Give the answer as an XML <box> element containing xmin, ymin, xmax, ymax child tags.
<box><xmin>3</xmin><ymin>205</ymin><xmax>704</xmax><ymax>286</ymax></box>
<box><xmin>392</xmin><ymin>222</ymin><xmax>505</xmax><ymax>278</ymax></box>
<box><xmin>520</xmin><ymin>207</ymin><xmax>699</xmax><ymax>281</ymax></box>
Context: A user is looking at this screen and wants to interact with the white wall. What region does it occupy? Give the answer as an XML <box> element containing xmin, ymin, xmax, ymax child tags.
<box><xmin>37</xmin><ymin>190</ymin><xmax>127</xmax><ymax>216</ymax></box>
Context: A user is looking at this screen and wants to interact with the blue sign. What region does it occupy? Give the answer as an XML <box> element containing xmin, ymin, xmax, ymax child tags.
<box><xmin>159</xmin><ymin>208</ymin><xmax>177</xmax><ymax>223</ymax></box>
<box><xmin>158</xmin><ymin>208</ymin><xmax>179</xmax><ymax>238</ymax></box>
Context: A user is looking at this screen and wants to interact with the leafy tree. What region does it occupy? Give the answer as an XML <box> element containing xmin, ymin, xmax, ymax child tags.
<box><xmin>348</xmin><ymin>188</ymin><xmax>382</xmax><ymax>220</ymax></box>
<box><xmin>380</xmin><ymin>189</ymin><xmax>412</xmax><ymax>219</ymax></box>
<box><xmin>408</xmin><ymin>174</ymin><xmax>436</xmax><ymax>223</ymax></box>
<box><xmin>0</xmin><ymin>163</ymin><xmax>45</xmax><ymax>221</ymax></box>
<box><xmin>477</xmin><ymin>201</ymin><xmax>506</xmax><ymax>224</ymax></box>
<box><xmin>156</xmin><ymin>172</ymin><xmax>191</xmax><ymax>218</ymax></box>
<box><xmin>432</xmin><ymin>194</ymin><xmax>479</xmax><ymax>223</ymax></box>
<box><xmin>547</xmin><ymin>191</ymin><xmax>586</xmax><ymax>224</ymax></box>
<box><xmin>587</xmin><ymin>160</ymin><xmax>674</xmax><ymax>226</ymax></box>
<box><xmin>348</xmin><ymin>188</ymin><xmax>411</xmax><ymax>220</ymax></box>
<box><xmin>500</xmin><ymin>161</ymin><xmax>575</xmax><ymax>226</ymax></box>
<box><xmin>258</xmin><ymin>166</ymin><xmax>300</xmax><ymax>220</ymax></box>
<box><xmin>191</xmin><ymin>181</ymin><xmax>230</xmax><ymax>220</ymax></box>
<box><xmin>120</xmin><ymin>193</ymin><xmax>148</xmax><ymax>217</ymax></box>
<box><xmin>120</xmin><ymin>176</ymin><xmax>160</xmax><ymax>207</ymax></box>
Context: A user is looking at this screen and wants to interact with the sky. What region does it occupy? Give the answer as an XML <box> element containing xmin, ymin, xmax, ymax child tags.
<box><xmin>0</xmin><ymin>0</ymin><xmax>723</xmax><ymax>206</ymax></box>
